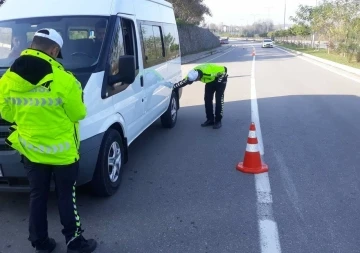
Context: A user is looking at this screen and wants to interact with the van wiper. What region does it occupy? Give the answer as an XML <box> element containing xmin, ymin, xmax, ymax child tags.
<box><xmin>15</xmin><ymin>16</ymin><xmax>63</xmax><ymax>24</ymax></box>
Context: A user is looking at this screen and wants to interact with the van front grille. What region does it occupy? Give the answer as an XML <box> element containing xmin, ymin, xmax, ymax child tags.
<box><xmin>0</xmin><ymin>118</ymin><xmax>10</xmax><ymax>125</ymax></box>
<box><xmin>0</xmin><ymin>117</ymin><xmax>13</xmax><ymax>151</ymax></box>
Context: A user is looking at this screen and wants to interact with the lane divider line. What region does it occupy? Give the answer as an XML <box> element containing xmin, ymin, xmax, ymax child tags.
<box><xmin>251</xmin><ymin>46</ymin><xmax>282</xmax><ymax>253</ymax></box>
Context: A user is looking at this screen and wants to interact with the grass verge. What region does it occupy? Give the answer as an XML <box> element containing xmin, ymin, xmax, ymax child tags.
<box><xmin>277</xmin><ymin>42</ymin><xmax>360</xmax><ymax>69</ymax></box>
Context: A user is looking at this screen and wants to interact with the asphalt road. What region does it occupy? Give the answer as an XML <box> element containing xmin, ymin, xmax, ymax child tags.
<box><xmin>1</xmin><ymin>41</ymin><xmax>360</xmax><ymax>253</ymax></box>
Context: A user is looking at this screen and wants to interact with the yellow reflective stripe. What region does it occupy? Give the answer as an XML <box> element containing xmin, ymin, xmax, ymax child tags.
<box><xmin>221</xmin><ymin>93</ymin><xmax>224</xmax><ymax>116</ymax></box>
<box><xmin>71</xmin><ymin>181</ymin><xmax>82</xmax><ymax>236</ymax></box>
<box><xmin>6</xmin><ymin>97</ymin><xmax>63</xmax><ymax>106</ymax></box>
<box><xmin>19</xmin><ymin>136</ymin><xmax>70</xmax><ymax>154</ymax></box>
<box><xmin>29</xmin><ymin>87</ymin><xmax>51</xmax><ymax>93</ymax></box>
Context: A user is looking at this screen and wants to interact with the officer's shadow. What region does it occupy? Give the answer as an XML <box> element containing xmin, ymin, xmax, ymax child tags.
<box><xmin>227</xmin><ymin>75</ymin><xmax>250</xmax><ymax>79</ymax></box>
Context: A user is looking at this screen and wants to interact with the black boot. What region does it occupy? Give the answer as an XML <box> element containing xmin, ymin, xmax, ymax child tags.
<box><xmin>213</xmin><ymin>121</ymin><xmax>222</xmax><ymax>129</ymax></box>
<box><xmin>35</xmin><ymin>238</ymin><xmax>56</xmax><ymax>253</ymax></box>
<box><xmin>67</xmin><ymin>236</ymin><xmax>97</xmax><ymax>253</ymax></box>
<box><xmin>201</xmin><ymin>119</ymin><xmax>214</xmax><ymax>127</ymax></box>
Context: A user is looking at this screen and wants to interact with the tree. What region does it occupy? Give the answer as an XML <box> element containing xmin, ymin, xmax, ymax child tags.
<box><xmin>290</xmin><ymin>4</ymin><xmax>316</xmax><ymax>27</ymax></box>
<box><xmin>0</xmin><ymin>0</ymin><xmax>5</xmax><ymax>6</ymax></box>
<box><xmin>290</xmin><ymin>4</ymin><xmax>318</xmax><ymax>48</ymax></box>
<box><xmin>291</xmin><ymin>24</ymin><xmax>311</xmax><ymax>47</ymax></box>
<box><xmin>284</xmin><ymin>0</ymin><xmax>360</xmax><ymax>61</ymax></box>
<box><xmin>167</xmin><ymin>0</ymin><xmax>212</xmax><ymax>25</ymax></box>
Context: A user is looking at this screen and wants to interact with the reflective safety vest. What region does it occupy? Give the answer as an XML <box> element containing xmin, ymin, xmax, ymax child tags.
<box><xmin>0</xmin><ymin>49</ymin><xmax>87</xmax><ymax>165</ymax></box>
<box><xmin>187</xmin><ymin>63</ymin><xmax>227</xmax><ymax>84</ymax></box>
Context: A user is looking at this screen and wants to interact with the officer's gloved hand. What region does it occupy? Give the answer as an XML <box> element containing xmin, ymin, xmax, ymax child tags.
<box><xmin>186</xmin><ymin>79</ymin><xmax>194</xmax><ymax>85</ymax></box>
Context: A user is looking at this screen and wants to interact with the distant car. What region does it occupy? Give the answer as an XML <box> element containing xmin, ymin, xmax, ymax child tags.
<box><xmin>220</xmin><ymin>37</ymin><xmax>229</xmax><ymax>44</ymax></box>
<box><xmin>262</xmin><ymin>39</ymin><xmax>274</xmax><ymax>48</ymax></box>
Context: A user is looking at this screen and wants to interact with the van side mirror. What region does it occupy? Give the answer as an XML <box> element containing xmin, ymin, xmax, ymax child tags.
<box><xmin>108</xmin><ymin>55</ymin><xmax>136</xmax><ymax>86</ymax></box>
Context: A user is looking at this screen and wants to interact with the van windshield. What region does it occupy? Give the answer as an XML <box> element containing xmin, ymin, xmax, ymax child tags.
<box><xmin>0</xmin><ymin>16</ymin><xmax>109</xmax><ymax>70</ymax></box>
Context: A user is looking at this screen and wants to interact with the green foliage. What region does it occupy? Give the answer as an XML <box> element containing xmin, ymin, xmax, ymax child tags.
<box><xmin>290</xmin><ymin>4</ymin><xmax>316</xmax><ymax>28</ymax></box>
<box><xmin>168</xmin><ymin>0</ymin><xmax>211</xmax><ymax>25</ymax></box>
<box><xmin>290</xmin><ymin>24</ymin><xmax>311</xmax><ymax>38</ymax></box>
<box><xmin>275</xmin><ymin>0</ymin><xmax>360</xmax><ymax>62</ymax></box>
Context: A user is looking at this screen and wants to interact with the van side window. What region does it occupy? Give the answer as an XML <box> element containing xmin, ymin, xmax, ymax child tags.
<box><xmin>140</xmin><ymin>24</ymin><xmax>165</xmax><ymax>68</ymax></box>
<box><xmin>163</xmin><ymin>24</ymin><xmax>180</xmax><ymax>60</ymax></box>
<box><xmin>152</xmin><ymin>26</ymin><xmax>165</xmax><ymax>58</ymax></box>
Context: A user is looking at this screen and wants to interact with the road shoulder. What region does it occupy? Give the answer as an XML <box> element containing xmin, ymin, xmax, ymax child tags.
<box><xmin>276</xmin><ymin>45</ymin><xmax>360</xmax><ymax>77</ymax></box>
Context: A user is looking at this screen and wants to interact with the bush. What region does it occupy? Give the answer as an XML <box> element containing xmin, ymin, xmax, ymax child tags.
<box><xmin>356</xmin><ymin>52</ymin><xmax>360</xmax><ymax>63</ymax></box>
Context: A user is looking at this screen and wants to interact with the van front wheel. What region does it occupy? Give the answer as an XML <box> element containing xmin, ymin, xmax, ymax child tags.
<box><xmin>91</xmin><ymin>129</ymin><xmax>124</xmax><ymax>197</ymax></box>
<box><xmin>161</xmin><ymin>91</ymin><xmax>178</xmax><ymax>128</ymax></box>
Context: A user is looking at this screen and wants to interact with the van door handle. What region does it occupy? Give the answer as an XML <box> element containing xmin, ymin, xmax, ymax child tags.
<box><xmin>140</xmin><ymin>76</ymin><xmax>144</xmax><ymax>87</ymax></box>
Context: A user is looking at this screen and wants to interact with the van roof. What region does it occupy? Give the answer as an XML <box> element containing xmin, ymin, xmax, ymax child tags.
<box><xmin>0</xmin><ymin>0</ymin><xmax>173</xmax><ymax>21</ymax></box>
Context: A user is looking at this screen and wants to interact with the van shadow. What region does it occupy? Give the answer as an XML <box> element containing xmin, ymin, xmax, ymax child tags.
<box><xmin>1</xmin><ymin>94</ymin><xmax>360</xmax><ymax>253</ymax></box>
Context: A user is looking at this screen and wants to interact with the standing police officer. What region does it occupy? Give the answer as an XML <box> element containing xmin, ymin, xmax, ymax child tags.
<box><xmin>0</xmin><ymin>29</ymin><xmax>97</xmax><ymax>253</ymax></box>
<box><xmin>174</xmin><ymin>63</ymin><xmax>228</xmax><ymax>129</ymax></box>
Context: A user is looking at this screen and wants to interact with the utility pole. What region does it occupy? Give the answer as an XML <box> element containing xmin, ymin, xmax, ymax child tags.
<box><xmin>311</xmin><ymin>0</ymin><xmax>318</xmax><ymax>48</ymax></box>
<box><xmin>283</xmin><ymin>0</ymin><xmax>287</xmax><ymax>29</ymax></box>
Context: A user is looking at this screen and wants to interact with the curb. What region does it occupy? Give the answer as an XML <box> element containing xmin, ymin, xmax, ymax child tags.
<box><xmin>277</xmin><ymin>46</ymin><xmax>360</xmax><ymax>77</ymax></box>
<box><xmin>181</xmin><ymin>45</ymin><xmax>232</xmax><ymax>64</ymax></box>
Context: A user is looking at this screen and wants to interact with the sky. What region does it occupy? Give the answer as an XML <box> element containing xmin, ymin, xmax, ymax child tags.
<box><xmin>203</xmin><ymin>0</ymin><xmax>318</xmax><ymax>26</ymax></box>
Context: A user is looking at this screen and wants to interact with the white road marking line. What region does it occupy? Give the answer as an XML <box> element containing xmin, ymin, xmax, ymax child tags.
<box><xmin>205</xmin><ymin>47</ymin><xmax>236</xmax><ymax>63</ymax></box>
<box><xmin>251</xmin><ymin>46</ymin><xmax>282</xmax><ymax>253</ymax></box>
<box><xmin>276</xmin><ymin>46</ymin><xmax>360</xmax><ymax>84</ymax></box>
<box><xmin>250</xmin><ymin>52</ymin><xmax>264</xmax><ymax>156</ymax></box>
<box><xmin>255</xmin><ymin>173</ymin><xmax>273</xmax><ymax>204</ymax></box>
<box><xmin>259</xmin><ymin>219</ymin><xmax>282</xmax><ymax>253</ymax></box>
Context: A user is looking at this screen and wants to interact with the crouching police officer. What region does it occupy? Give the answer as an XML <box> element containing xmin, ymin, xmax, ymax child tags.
<box><xmin>0</xmin><ymin>29</ymin><xmax>97</xmax><ymax>253</ymax></box>
<box><xmin>174</xmin><ymin>63</ymin><xmax>228</xmax><ymax>129</ymax></box>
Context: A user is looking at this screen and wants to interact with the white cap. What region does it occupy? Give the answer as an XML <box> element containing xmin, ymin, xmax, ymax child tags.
<box><xmin>187</xmin><ymin>69</ymin><xmax>199</xmax><ymax>81</ymax></box>
<box><xmin>33</xmin><ymin>28</ymin><xmax>63</xmax><ymax>58</ymax></box>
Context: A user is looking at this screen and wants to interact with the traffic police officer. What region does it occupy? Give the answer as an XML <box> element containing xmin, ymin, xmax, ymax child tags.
<box><xmin>174</xmin><ymin>63</ymin><xmax>228</xmax><ymax>129</ymax></box>
<box><xmin>0</xmin><ymin>29</ymin><xmax>97</xmax><ymax>253</ymax></box>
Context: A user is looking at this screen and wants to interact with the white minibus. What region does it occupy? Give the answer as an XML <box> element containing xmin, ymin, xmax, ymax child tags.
<box><xmin>0</xmin><ymin>0</ymin><xmax>182</xmax><ymax>196</ymax></box>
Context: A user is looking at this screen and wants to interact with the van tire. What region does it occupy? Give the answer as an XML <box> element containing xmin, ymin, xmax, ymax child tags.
<box><xmin>91</xmin><ymin>129</ymin><xmax>124</xmax><ymax>197</ymax></box>
<box><xmin>161</xmin><ymin>91</ymin><xmax>178</xmax><ymax>128</ymax></box>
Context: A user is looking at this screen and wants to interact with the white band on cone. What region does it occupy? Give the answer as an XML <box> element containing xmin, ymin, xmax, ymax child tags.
<box><xmin>246</xmin><ymin>143</ymin><xmax>259</xmax><ymax>152</ymax></box>
<box><xmin>248</xmin><ymin>130</ymin><xmax>257</xmax><ymax>138</ymax></box>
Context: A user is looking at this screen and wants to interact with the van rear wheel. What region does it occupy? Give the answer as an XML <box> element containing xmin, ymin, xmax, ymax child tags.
<box><xmin>91</xmin><ymin>129</ymin><xmax>124</xmax><ymax>197</ymax></box>
<box><xmin>161</xmin><ymin>91</ymin><xmax>178</xmax><ymax>128</ymax></box>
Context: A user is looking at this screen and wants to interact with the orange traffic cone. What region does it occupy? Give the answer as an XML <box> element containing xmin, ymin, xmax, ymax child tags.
<box><xmin>236</xmin><ymin>122</ymin><xmax>268</xmax><ymax>174</ymax></box>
